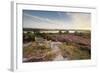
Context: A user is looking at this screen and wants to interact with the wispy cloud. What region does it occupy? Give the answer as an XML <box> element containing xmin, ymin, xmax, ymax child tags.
<box><xmin>23</xmin><ymin>13</ymin><xmax>70</xmax><ymax>29</ymax></box>
<box><xmin>23</xmin><ymin>13</ymin><xmax>59</xmax><ymax>25</ymax></box>
<box><xmin>66</xmin><ymin>13</ymin><xmax>91</xmax><ymax>29</ymax></box>
<box><xmin>23</xmin><ymin>11</ymin><xmax>91</xmax><ymax>30</ymax></box>
<box><xmin>23</xmin><ymin>13</ymin><xmax>61</xmax><ymax>29</ymax></box>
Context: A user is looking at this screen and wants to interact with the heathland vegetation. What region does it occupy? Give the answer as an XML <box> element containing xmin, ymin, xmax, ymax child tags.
<box><xmin>23</xmin><ymin>30</ymin><xmax>91</xmax><ymax>62</ymax></box>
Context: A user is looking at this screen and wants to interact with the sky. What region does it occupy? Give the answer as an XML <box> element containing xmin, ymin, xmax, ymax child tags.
<box><xmin>23</xmin><ymin>10</ymin><xmax>91</xmax><ymax>30</ymax></box>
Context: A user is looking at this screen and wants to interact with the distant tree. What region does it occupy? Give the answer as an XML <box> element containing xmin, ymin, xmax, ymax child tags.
<box><xmin>26</xmin><ymin>31</ymin><xmax>35</xmax><ymax>42</ymax></box>
<box><xmin>74</xmin><ymin>31</ymin><xmax>78</xmax><ymax>35</ymax></box>
<box><xmin>34</xmin><ymin>31</ymin><xmax>42</xmax><ymax>37</ymax></box>
<box><xmin>64</xmin><ymin>30</ymin><xmax>69</xmax><ymax>34</ymax></box>
<box><xmin>59</xmin><ymin>30</ymin><xmax>62</xmax><ymax>34</ymax></box>
<box><xmin>41</xmin><ymin>33</ymin><xmax>47</xmax><ymax>39</ymax></box>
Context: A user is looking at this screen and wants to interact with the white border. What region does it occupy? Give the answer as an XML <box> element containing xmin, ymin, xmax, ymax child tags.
<box><xmin>11</xmin><ymin>1</ymin><xmax>97</xmax><ymax>71</ymax></box>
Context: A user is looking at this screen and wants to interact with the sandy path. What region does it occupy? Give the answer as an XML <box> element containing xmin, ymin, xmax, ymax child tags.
<box><xmin>50</xmin><ymin>42</ymin><xmax>68</xmax><ymax>61</ymax></box>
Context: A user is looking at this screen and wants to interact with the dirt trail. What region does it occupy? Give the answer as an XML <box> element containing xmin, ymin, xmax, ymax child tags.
<box><xmin>50</xmin><ymin>42</ymin><xmax>68</xmax><ymax>61</ymax></box>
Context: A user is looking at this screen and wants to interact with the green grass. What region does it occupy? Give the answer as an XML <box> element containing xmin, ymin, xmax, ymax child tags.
<box><xmin>59</xmin><ymin>44</ymin><xmax>91</xmax><ymax>60</ymax></box>
<box><xmin>23</xmin><ymin>42</ymin><xmax>56</xmax><ymax>62</ymax></box>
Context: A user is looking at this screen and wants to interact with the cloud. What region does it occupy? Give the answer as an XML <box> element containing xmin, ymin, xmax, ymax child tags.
<box><xmin>23</xmin><ymin>13</ymin><xmax>60</xmax><ymax>29</ymax></box>
<box><xmin>23</xmin><ymin>12</ymin><xmax>91</xmax><ymax>30</ymax></box>
<box><xmin>23</xmin><ymin>13</ymin><xmax>69</xmax><ymax>29</ymax></box>
<box><xmin>66</xmin><ymin>13</ymin><xmax>91</xmax><ymax>30</ymax></box>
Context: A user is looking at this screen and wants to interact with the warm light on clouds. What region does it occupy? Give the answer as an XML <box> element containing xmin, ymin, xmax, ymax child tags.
<box><xmin>68</xmin><ymin>13</ymin><xmax>91</xmax><ymax>30</ymax></box>
<box><xmin>23</xmin><ymin>10</ymin><xmax>91</xmax><ymax>30</ymax></box>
